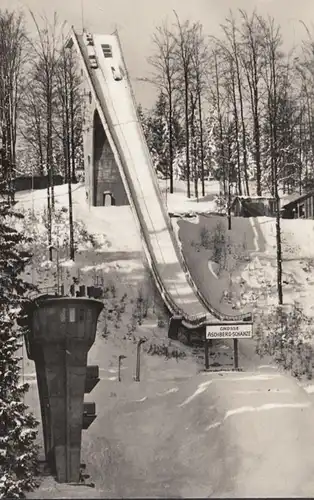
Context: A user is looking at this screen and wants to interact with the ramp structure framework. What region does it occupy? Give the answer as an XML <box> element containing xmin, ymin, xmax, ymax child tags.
<box><xmin>68</xmin><ymin>28</ymin><xmax>252</xmax><ymax>330</ymax></box>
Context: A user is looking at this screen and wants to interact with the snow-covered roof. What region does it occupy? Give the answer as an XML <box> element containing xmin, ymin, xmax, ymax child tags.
<box><xmin>282</xmin><ymin>191</ymin><xmax>314</xmax><ymax>209</ymax></box>
<box><xmin>233</xmin><ymin>195</ymin><xmax>275</xmax><ymax>200</ymax></box>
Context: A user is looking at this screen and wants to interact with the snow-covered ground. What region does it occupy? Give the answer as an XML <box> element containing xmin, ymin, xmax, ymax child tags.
<box><xmin>158</xmin><ymin>179</ymin><xmax>220</xmax><ymax>214</ymax></box>
<box><xmin>15</xmin><ymin>183</ymin><xmax>142</xmax><ymax>254</ymax></box>
<box><xmin>242</xmin><ymin>217</ymin><xmax>314</xmax><ymax>318</ymax></box>
<box><xmin>16</xmin><ymin>181</ymin><xmax>314</xmax><ymax>322</ymax></box>
<box><xmin>16</xmin><ymin>180</ymin><xmax>314</xmax><ymax>321</ymax></box>
<box><xmin>15</xmin><ymin>180</ymin><xmax>314</xmax><ymax>497</ymax></box>
<box><xmin>15</xmin><ymin>179</ymin><xmax>220</xmax><ymax>262</ymax></box>
<box><xmin>16</xmin><ymin>180</ymin><xmax>237</xmax><ymax>498</ymax></box>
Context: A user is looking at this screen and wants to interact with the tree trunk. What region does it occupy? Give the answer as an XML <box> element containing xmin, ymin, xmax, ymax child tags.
<box><xmin>197</xmin><ymin>85</ymin><xmax>205</xmax><ymax>197</ymax></box>
<box><xmin>254</xmin><ymin>97</ymin><xmax>262</xmax><ymax>195</ymax></box>
<box><xmin>274</xmin><ymin>178</ymin><xmax>283</xmax><ymax>304</ymax></box>
<box><xmin>46</xmin><ymin>80</ymin><xmax>53</xmax><ymax>260</ymax></box>
<box><xmin>62</xmin><ymin>114</ymin><xmax>68</xmax><ymax>182</ymax></box>
<box><xmin>63</xmin><ymin>48</ymin><xmax>75</xmax><ymax>260</ymax></box>
<box><xmin>184</xmin><ymin>73</ymin><xmax>190</xmax><ymax>198</ymax></box>
<box><xmin>230</xmin><ymin>64</ymin><xmax>242</xmax><ymax>195</ymax></box>
<box><xmin>270</xmin><ymin>39</ymin><xmax>283</xmax><ymax>305</ymax></box>
<box><xmin>214</xmin><ymin>52</ymin><xmax>226</xmax><ymax>194</ymax></box>
<box><xmin>69</xmin><ymin>74</ymin><xmax>76</xmax><ymax>183</ymax></box>
<box><xmin>236</xmin><ymin>65</ymin><xmax>249</xmax><ymax>196</ymax></box>
<box><xmin>190</xmin><ymin>92</ymin><xmax>198</xmax><ymax>200</ymax></box>
<box><xmin>168</xmin><ymin>89</ymin><xmax>174</xmax><ymax>194</ymax></box>
<box><xmin>37</xmin><ymin>115</ymin><xmax>44</xmax><ymax>177</ymax></box>
<box><xmin>227</xmin><ymin>136</ymin><xmax>232</xmax><ymax>230</ymax></box>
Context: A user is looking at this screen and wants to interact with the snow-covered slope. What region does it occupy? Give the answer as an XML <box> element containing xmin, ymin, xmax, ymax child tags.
<box><xmin>244</xmin><ymin>217</ymin><xmax>314</xmax><ymax>318</ymax></box>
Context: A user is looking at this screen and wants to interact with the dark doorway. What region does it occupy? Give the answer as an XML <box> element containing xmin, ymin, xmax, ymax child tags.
<box><xmin>103</xmin><ymin>191</ymin><xmax>115</xmax><ymax>206</ymax></box>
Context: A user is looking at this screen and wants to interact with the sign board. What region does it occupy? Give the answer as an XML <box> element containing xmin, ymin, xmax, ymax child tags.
<box><xmin>206</xmin><ymin>322</ymin><xmax>253</xmax><ymax>340</ymax></box>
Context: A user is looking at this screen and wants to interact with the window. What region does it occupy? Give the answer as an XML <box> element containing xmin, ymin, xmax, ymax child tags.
<box><xmin>101</xmin><ymin>44</ymin><xmax>112</xmax><ymax>58</ymax></box>
<box><xmin>79</xmin><ymin>309</ymin><xmax>85</xmax><ymax>322</ymax></box>
<box><xmin>69</xmin><ymin>308</ymin><xmax>76</xmax><ymax>323</ymax></box>
<box><xmin>46</xmin><ymin>307</ymin><xmax>56</xmax><ymax>317</ymax></box>
<box><xmin>269</xmin><ymin>200</ymin><xmax>276</xmax><ymax>214</ymax></box>
<box><xmin>88</xmin><ymin>91</ymin><xmax>92</xmax><ymax>104</ymax></box>
<box><xmin>60</xmin><ymin>308</ymin><xmax>66</xmax><ymax>323</ymax></box>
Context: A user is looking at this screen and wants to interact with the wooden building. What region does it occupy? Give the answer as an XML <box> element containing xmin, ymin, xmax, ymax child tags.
<box><xmin>231</xmin><ymin>196</ymin><xmax>277</xmax><ymax>217</ymax></box>
<box><xmin>281</xmin><ymin>191</ymin><xmax>314</xmax><ymax>219</ymax></box>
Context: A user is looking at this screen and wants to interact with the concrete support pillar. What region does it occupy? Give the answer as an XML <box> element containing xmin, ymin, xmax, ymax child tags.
<box><xmin>26</xmin><ymin>296</ymin><xmax>103</xmax><ymax>483</ymax></box>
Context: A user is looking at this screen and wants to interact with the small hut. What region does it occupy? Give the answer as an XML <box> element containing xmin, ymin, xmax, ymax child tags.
<box><xmin>231</xmin><ymin>196</ymin><xmax>277</xmax><ymax>217</ymax></box>
<box><xmin>281</xmin><ymin>191</ymin><xmax>314</xmax><ymax>219</ymax></box>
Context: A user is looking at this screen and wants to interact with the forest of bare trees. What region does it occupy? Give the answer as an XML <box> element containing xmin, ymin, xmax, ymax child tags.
<box><xmin>2</xmin><ymin>6</ymin><xmax>314</xmax><ymax>288</ymax></box>
<box><xmin>0</xmin><ymin>10</ymin><xmax>84</xmax><ymax>187</ymax></box>
<box><xmin>138</xmin><ymin>8</ymin><xmax>314</xmax><ymax>304</ymax></box>
<box><xmin>142</xmin><ymin>9</ymin><xmax>314</xmax><ymax>206</ymax></box>
<box><xmin>3</xmin><ymin>8</ymin><xmax>314</xmax><ymax>215</ymax></box>
<box><xmin>0</xmin><ymin>9</ymin><xmax>84</xmax><ymax>261</ymax></box>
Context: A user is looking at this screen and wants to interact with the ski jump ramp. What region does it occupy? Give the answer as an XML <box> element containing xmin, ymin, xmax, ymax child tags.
<box><xmin>69</xmin><ymin>28</ymin><xmax>251</xmax><ymax>331</ymax></box>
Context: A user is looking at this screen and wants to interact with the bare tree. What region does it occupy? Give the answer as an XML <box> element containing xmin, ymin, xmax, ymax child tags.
<box><xmin>239</xmin><ymin>9</ymin><xmax>264</xmax><ymax>196</ymax></box>
<box><xmin>0</xmin><ymin>9</ymin><xmax>27</xmax><ymax>202</ymax></box>
<box><xmin>189</xmin><ymin>88</ymin><xmax>199</xmax><ymax>199</ymax></box>
<box><xmin>221</xmin><ymin>12</ymin><xmax>249</xmax><ymax>195</ymax></box>
<box><xmin>20</xmin><ymin>80</ymin><xmax>46</xmax><ymax>175</ymax></box>
<box><xmin>225</xmin><ymin>54</ymin><xmax>242</xmax><ymax>195</ymax></box>
<box><xmin>173</xmin><ymin>12</ymin><xmax>198</xmax><ymax>198</ymax></box>
<box><xmin>55</xmin><ymin>38</ymin><xmax>84</xmax><ymax>261</ymax></box>
<box><xmin>148</xmin><ymin>22</ymin><xmax>179</xmax><ymax>193</ymax></box>
<box><xmin>209</xmin><ymin>47</ymin><xmax>228</xmax><ymax>193</ymax></box>
<box><xmin>28</xmin><ymin>11</ymin><xmax>63</xmax><ymax>260</ymax></box>
<box><xmin>190</xmin><ymin>23</ymin><xmax>208</xmax><ymax>197</ymax></box>
<box><xmin>259</xmin><ymin>15</ymin><xmax>285</xmax><ymax>305</ymax></box>
<box><xmin>294</xmin><ymin>22</ymin><xmax>314</xmax><ymax>192</ymax></box>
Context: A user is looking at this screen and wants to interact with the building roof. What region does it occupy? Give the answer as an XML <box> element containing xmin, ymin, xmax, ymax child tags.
<box><xmin>282</xmin><ymin>191</ymin><xmax>314</xmax><ymax>209</ymax></box>
<box><xmin>233</xmin><ymin>195</ymin><xmax>275</xmax><ymax>200</ymax></box>
<box><xmin>231</xmin><ymin>195</ymin><xmax>275</xmax><ymax>209</ymax></box>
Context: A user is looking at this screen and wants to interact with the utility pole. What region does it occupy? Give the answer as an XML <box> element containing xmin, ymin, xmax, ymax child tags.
<box><xmin>135</xmin><ymin>338</ymin><xmax>146</xmax><ymax>382</ymax></box>
<box><xmin>118</xmin><ymin>355</ymin><xmax>127</xmax><ymax>382</ymax></box>
<box><xmin>49</xmin><ymin>245</ymin><xmax>60</xmax><ymax>294</ymax></box>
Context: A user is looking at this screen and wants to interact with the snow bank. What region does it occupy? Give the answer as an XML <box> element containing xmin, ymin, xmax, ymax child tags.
<box><xmin>159</xmin><ymin>179</ymin><xmax>220</xmax><ymax>214</ymax></box>
<box><xmin>257</xmin><ymin>217</ymin><xmax>314</xmax><ymax>259</ymax></box>
<box><xmin>240</xmin><ymin>217</ymin><xmax>314</xmax><ymax>318</ymax></box>
<box><xmin>15</xmin><ymin>184</ymin><xmax>142</xmax><ymax>254</ymax></box>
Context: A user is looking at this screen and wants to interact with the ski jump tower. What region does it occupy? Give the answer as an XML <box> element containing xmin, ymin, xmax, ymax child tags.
<box><xmin>81</xmin><ymin>70</ymin><xmax>129</xmax><ymax>208</ymax></box>
<box><xmin>24</xmin><ymin>294</ymin><xmax>103</xmax><ymax>483</ymax></box>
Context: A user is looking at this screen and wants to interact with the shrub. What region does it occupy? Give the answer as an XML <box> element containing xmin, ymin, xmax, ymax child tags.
<box><xmin>146</xmin><ymin>342</ymin><xmax>186</xmax><ymax>360</ymax></box>
<box><xmin>255</xmin><ymin>303</ymin><xmax>313</xmax><ymax>380</ymax></box>
<box><xmin>157</xmin><ymin>315</ymin><xmax>166</xmax><ymax>328</ymax></box>
<box><xmin>199</xmin><ymin>226</ymin><xmax>211</xmax><ymax>250</ymax></box>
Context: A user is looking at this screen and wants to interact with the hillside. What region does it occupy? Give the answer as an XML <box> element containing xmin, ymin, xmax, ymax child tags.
<box><xmin>14</xmin><ymin>180</ymin><xmax>314</xmax><ymax>497</ymax></box>
<box><xmin>15</xmin><ymin>180</ymin><xmax>236</xmax><ymax>497</ymax></box>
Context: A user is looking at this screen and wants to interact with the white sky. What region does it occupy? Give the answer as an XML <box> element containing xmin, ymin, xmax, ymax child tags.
<box><xmin>2</xmin><ymin>0</ymin><xmax>314</xmax><ymax>107</ymax></box>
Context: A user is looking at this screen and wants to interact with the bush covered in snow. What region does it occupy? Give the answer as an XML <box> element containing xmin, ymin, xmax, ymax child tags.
<box><xmin>213</xmin><ymin>194</ymin><xmax>227</xmax><ymax>214</ymax></box>
<box><xmin>16</xmin><ymin>207</ymin><xmax>105</xmax><ymax>260</ymax></box>
<box><xmin>255</xmin><ymin>302</ymin><xmax>314</xmax><ymax>380</ymax></box>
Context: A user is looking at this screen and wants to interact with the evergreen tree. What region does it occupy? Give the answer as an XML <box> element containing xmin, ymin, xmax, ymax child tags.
<box><xmin>0</xmin><ymin>181</ymin><xmax>39</xmax><ymax>498</ymax></box>
<box><xmin>139</xmin><ymin>93</ymin><xmax>185</xmax><ymax>182</ymax></box>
